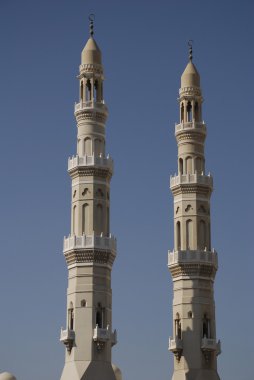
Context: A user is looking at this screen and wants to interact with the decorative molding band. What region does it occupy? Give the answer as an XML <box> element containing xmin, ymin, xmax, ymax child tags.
<box><xmin>169</xmin><ymin>262</ymin><xmax>217</xmax><ymax>280</ymax></box>
<box><xmin>69</xmin><ymin>166</ymin><xmax>112</xmax><ymax>180</ymax></box>
<box><xmin>75</xmin><ymin>110</ymin><xmax>107</xmax><ymax>124</ymax></box>
<box><xmin>64</xmin><ymin>249</ymin><xmax>116</xmax><ymax>266</ymax></box>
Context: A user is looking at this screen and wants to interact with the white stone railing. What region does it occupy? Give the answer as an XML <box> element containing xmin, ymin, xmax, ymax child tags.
<box><xmin>175</xmin><ymin>121</ymin><xmax>206</xmax><ymax>133</ymax></box>
<box><xmin>60</xmin><ymin>328</ymin><xmax>75</xmax><ymax>342</ymax></box>
<box><xmin>74</xmin><ymin>100</ymin><xmax>107</xmax><ymax>113</ymax></box>
<box><xmin>63</xmin><ymin>234</ymin><xmax>117</xmax><ymax>253</ymax></box>
<box><xmin>68</xmin><ymin>154</ymin><xmax>113</xmax><ymax>172</ymax></box>
<box><xmin>170</xmin><ymin>173</ymin><xmax>213</xmax><ymax>188</ymax></box>
<box><xmin>93</xmin><ymin>325</ymin><xmax>117</xmax><ymax>345</ymax></box>
<box><xmin>169</xmin><ymin>337</ymin><xmax>183</xmax><ymax>351</ymax></box>
<box><xmin>168</xmin><ymin>250</ymin><xmax>218</xmax><ymax>267</ymax></box>
<box><xmin>201</xmin><ymin>337</ymin><xmax>221</xmax><ymax>355</ymax></box>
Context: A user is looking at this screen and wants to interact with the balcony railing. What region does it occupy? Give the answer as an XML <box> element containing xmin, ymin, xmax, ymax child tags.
<box><xmin>201</xmin><ymin>337</ymin><xmax>221</xmax><ymax>355</ymax></box>
<box><xmin>74</xmin><ymin>100</ymin><xmax>108</xmax><ymax>113</ymax></box>
<box><xmin>93</xmin><ymin>325</ymin><xmax>117</xmax><ymax>346</ymax></box>
<box><xmin>68</xmin><ymin>154</ymin><xmax>113</xmax><ymax>172</ymax></box>
<box><xmin>168</xmin><ymin>250</ymin><xmax>218</xmax><ymax>267</ymax></box>
<box><xmin>169</xmin><ymin>337</ymin><xmax>183</xmax><ymax>351</ymax></box>
<box><xmin>170</xmin><ymin>173</ymin><xmax>213</xmax><ymax>188</ymax></box>
<box><xmin>60</xmin><ymin>328</ymin><xmax>75</xmax><ymax>352</ymax></box>
<box><xmin>175</xmin><ymin>121</ymin><xmax>206</xmax><ymax>134</ymax></box>
<box><xmin>63</xmin><ymin>234</ymin><xmax>117</xmax><ymax>253</ymax></box>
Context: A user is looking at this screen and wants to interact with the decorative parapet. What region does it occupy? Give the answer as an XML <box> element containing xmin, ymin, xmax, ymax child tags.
<box><xmin>60</xmin><ymin>328</ymin><xmax>75</xmax><ymax>352</ymax></box>
<box><xmin>179</xmin><ymin>86</ymin><xmax>202</xmax><ymax>97</ymax></box>
<box><xmin>169</xmin><ymin>337</ymin><xmax>183</xmax><ymax>362</ymax></box>
<box><xmin>170</xmin><ymin>173</ymin><xmax>213</xmax><ymax>189</ymax></box>
<box><xmin>175</xmin><ymin>121</ymin><xmax>206</xmax><ymax>134</ymax></box>
<box><xmin>79</xmin><ymin>63</ymin><xmax>103</xmax><ymax>76</ymax></box>
<box><xmin>68</xmin><ymin>154</ymin><xmax>113</xmax><ymax>173</ymax></box>
<box><xmin>93</xmin><ymin>325</ymin><xmax>117</xmax><ymax>350</ymax></box>
<box><xmin>168</xmin><ymin>249</ymin><xmax>218</xmax><ymax>268</ymax></box>
<box><xmin>74</xmin><ymin>100</ymin><xmax>108</xmax><ymax>114</ymax></box>
<box><xmin>201</xmin><ymin>337</ymin><xmax>221</xmax><ymax>361</ymax></box>
<box><xmin>63</xmin><ymin>234</ymin><xmax>117</xmax><ymax>254</ymax></box>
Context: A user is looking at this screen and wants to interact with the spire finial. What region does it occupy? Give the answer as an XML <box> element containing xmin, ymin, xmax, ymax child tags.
<box><xmin>188</xmin><ymin>40</ymin><xmax>193</xmax><ymax>61</ymax></box>
<box><xmin>89</xmin><ymin>14</ymin><xmax>95</xmax><ymax>37</ymax></box>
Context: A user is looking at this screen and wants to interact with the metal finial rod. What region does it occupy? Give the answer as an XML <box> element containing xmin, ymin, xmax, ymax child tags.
<box><xmin>188</xmin><ymin>39</ymin><xmax>193</xmax><ymax>61</ymax></box>
<box><xmin>89</xmin><ymin>14</ymin><xmax>95</xmax><ymax>37</ymax></box>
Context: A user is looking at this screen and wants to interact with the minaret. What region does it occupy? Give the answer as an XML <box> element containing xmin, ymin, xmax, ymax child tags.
<box><xmin>168</xmin><ymin>44</ymin><xmax>221</xmax><ymax>380</ymax></box>
<box><xmin>60</xmin><ymin>18</ymin><xmax>121</xmax><ymax>380</ymax></box>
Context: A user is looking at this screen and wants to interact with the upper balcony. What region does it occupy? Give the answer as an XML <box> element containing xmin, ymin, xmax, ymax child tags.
<box><xmin>60</xmin><ymin>328</ymin><xmax>75</xmax><ymax>352</ymax></box>
<box><xmin>169</xmin><ymin>337</ymin><xmax>183</xmax><ymax>351</ymax></box>
<box><xmin>74</xmin><ymin>100</ymin><xmax>108</xmax><ymax>114</ymax></box>
<box><xmin>168</xmin><ymin>249</ymin><xmax>218</xmax><ymax>267</ymax></box>
<box><xmin>175</xmin><ymin>121</ymin><xmax>206</xmax><ymax>135</ymax></box>
<box><xmin>63</xmin><ymin>234</ymin><xmax>117</xmax><ymax>254</ymax></box>
<box><xmin>93</xmin><ymin>325</ymin><xmax>117</xmax><ymax>346</ymax></box>
<box><xmin>170</xmin><ymin>173</ymin><xmax>213</xmax><ymax>189</ymax></box>
<box><xmin>68</xmin><ymin>154</ymin><xmax>113</xmax><ymax>173</ymax></box>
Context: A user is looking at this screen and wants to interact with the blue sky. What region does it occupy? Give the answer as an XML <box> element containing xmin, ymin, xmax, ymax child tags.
<box><xmin>0</xmin><ymin>0</ymin><xmax>253</xmax><ymax>379</ymax></box>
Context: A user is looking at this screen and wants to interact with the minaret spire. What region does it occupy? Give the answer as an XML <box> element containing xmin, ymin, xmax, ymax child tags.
<box><xmin>168</xmin><ymin>52</ymin><xmax>221</xmax><ymax>380</ymax></box>
<box><xmin>59</xmin><ymin>19</ymin><xmax>122</xmax><ymax>380</ymax></box>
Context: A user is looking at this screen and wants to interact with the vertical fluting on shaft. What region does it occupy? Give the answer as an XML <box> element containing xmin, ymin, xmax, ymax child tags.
<box><xmin>168</xmin><ymin>51</ymin><xmax>221</xmax><ymax>380</ymax></box>
<box><xmin>60</xmin><ymin>21</ymin><xmax>121</xmax><ymax>380</ymax></box>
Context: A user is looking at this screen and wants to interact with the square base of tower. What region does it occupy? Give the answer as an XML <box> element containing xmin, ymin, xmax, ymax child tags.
<box><xmin>60</xmin><ymin>361</ymin><xmax>120</xmax><ymax>380</ymax></box>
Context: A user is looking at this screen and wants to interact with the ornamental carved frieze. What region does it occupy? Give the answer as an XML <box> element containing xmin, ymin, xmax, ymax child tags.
<box><xmin>176</xmin><ymin>132</ymin><xmax>206</xmax><ymax>144</ymax></box>
<box><xmin>64</xmin><ymin>249</ymin><xmax>116</xmax><ymax>266</ymax></box>
<box><xmin>169</xmin><ymin>263</ymin><xmax>217</xmax><ymax>279</ymax></box>
<box><xmin>171</xmin><ymin>185</ymin><xmax>212</xmax><ymax>197</ymax></box>
<box><xmin>179</xmin><ymin>86</ymin><xmax>202</xmax><ymax>97</ymax></box>
<box><xmin>75</xmin><ymin>110</ymin><xmax>107</xmax><ymax>124</ymax></box>
<box><xmin>69</xmin><ymin>167</ymin><xmax>112</xmax><ymax>180</ymax></box>
<box><xmin>79</xmin><ymin>63</ymin><xmax>103</xmax><ymax>76</ymax></box>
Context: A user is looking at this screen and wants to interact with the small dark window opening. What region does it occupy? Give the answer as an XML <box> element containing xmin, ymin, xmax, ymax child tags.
<box><xmin>194</xmin><ymin>102</ymin><xmax>199</xmax><ymax>121</ymax></box>
<box><xmin>175</xmin><ymin>313</ymin><xmax>182</xmax><ymax>339</ymax></box>
<box><xmin>94</xmin><ymin>80</ymin><xmax>98</xmax><ymax>101</ymax></box>
<box><xmin>203</xmin><ymin>314</ymin><xmax>210</xmax><ymax>338</ymax></box>
<box><xmin>86</xmin><ymin>79</ymin><xmax>91</xmax><ymax>101</ymax></box>
<box><xmin>80</xmin><ymin>82</ymin><xmax>84</xmax><ymax>101</ymax></box>
<box><xmin>187</xmin><ymin>101</ymin><xmax>192</xmax><ymax>122</ymax></box>
<box><xmin>68</xmin><ymin>307</ymin><xmax>74</xmax><ymax>330</ymax></box>
<box><xmin>96</xmin><ymin>311</ymin><xmax>102</xmax><ymax>328</ymax></box>
<box><xmin>181</xmin><ymin>103</ymin><xmax>184</xmax><ymax>122</ymax></box>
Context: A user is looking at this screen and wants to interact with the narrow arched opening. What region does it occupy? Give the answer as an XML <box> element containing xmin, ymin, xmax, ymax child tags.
<box><xmin>187</xmin><ymin>101</ymin><xmax>192</xmax><ymax>122</ymax></box>
<box><xmin>176</xmin><ymin>221</ymin><xmax>181</xmax><ymax>250</ymax></box>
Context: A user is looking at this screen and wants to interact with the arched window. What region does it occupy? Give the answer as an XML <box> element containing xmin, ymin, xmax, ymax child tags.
<box><xmin>181</xmin><ymin>103</ymin><xmax>184</xmax><ymax>122</ymax></box>
<box><xmin>187</xmin><ymin>101</ymin><xmax>192</xmax><ymax>122</ymax></box>
<box><xmin>188</xmin><ymin>311</ymin><xmax>193</xmax><ymax>318</ymax></box>
<box><xmin>81</xmin><ymin>299</ymin><xmax>86</xmax><ymax>307</ymax></box>
<box><xmin>195</xmin><ymin>157</ymin><xmax>202</xmax><ymax>174</ymax></box>
<box><xmin>203</xmin><ymin>314</ymin><xmax>211</xmax><ymax>338</ymax></box>
<box><xmin>94</xmin><ymin>138</ymin><xmax>102</xmax><ymax>156</ymax></box>
<box><xmin>96</xmin><ymin>204</ymin><xmax>103</xmax><ymax>234</ymax></box>
<box><xmin>72</xmin><ymin>206</ymin><xmax>76</xmax><ymax>235</ymax></box>
<box><xmin>179</xmin><ymin>158</ymin><xmax>183</xmax><ymax>175</ymax></box>
<box><xmin>68</xmin><ymin>302</ymin><xmax>74</xmax><ymax>330</ymax></box>
<box><xmin>175</xmin><ymin>313</ymin><xmax>182</xmax><ymax>339</ymax></box>
<box><xmin>96</xmin><ymin>303</ymin><xmax>105</xmax><ymax>328</ymax></box>
<box><xmin>82</xmin><ymin>203</ymin><xmax>89</xmax><ymax>235</ymax></box>
<box><xmin>85</xmin><ymin>79</ymin><xmax>91</xmax><ymax>101</ymax></box>
<box><xmin>199</xmin><ymin>220</ymin><xmax>206</xmax><ymax>250</ymax></box>
<box><xmin>186</xmin><ymin>156</ymin><xmax>192</xmax><ymax>174</ymax></box>
<box><xmin>84</xmin><ymin>137</ymin><xmax>92</xmax><ymax>156</ymax></box>
<box><xmin>194</xmin><ymin>102</ymin><xmax>199</xmax><ymax>121</ymax></box>
<box><xmin>94</xmin><ymin>79</ymin><xmax>99</xmax><ymax>101</ymax></box>
<box><xmin>176</xmin><ymin>221</ymin><xmax>181</xmax><ymax>250</ymax></box>
<box><xmin>186</xmin><ymin>219</ymin><xmax>193</xmax><ymax>250</ymax></box>
<box><xmin>80</xmin><ymin>81</ymin><xmax>84</xmax><ymax>101</ymax></box>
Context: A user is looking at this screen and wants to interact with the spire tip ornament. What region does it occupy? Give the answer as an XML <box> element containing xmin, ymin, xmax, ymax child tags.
<box><xmin>89</xmin><ymin>13</ymin><xmax>95</xmax><ymax>37</ymax></box>
<box><xmin>188</xmin><ymin>39</ymin><xmax>193</xmax><ymax>61</ymax></box>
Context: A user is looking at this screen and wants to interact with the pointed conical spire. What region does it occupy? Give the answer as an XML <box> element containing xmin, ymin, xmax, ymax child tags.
<box><xmin>181</xmin><ymin>40</ymin><xmax>200</xmax><ymax>88</ymax></box>
<box><xmin>81</xmin><ymin>14</ymin><xmax>102</xmax><ymax>65</ymax></box>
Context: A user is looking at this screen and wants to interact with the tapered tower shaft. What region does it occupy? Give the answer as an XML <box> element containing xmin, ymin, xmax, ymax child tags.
<box><xmin>168</xmin><ymin>50</ymin><xmax>221</xmax><ymax>380</ymax></box>
<box><xmin>60</xmin><ymin>21</ymin><xmax>121</xmax><ymax>380</ymax></box>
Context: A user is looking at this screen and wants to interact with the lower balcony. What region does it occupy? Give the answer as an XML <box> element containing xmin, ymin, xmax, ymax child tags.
<box><xmin>60</xmin><ymin>328</ymin><xmax>75</xmax><ymax>352</ymax></box>
<box><xmin>169</xmin><ymin>337</ymin><xmax>183</xmax><ymax>362</ymax></box>
<box><xmin>93</xmin><ymin>325</ymin><xmax>117</xmax><ymax>350</ymax></box>
<box><xmin>201</xmin><ymin>337</ymin><xmax>221</xmax><ymax>356</ymax></box>
<box><xmin>68</xmin><ymin>154</ymin><xmax>113</xmax><ymax>173</ymax></box>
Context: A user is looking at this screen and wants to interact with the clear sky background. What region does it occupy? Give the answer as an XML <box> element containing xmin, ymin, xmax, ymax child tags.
<box><xmin>0</xmin><ymin>0</ymin><xmax>253</xmax><ymax>379</ymax></box>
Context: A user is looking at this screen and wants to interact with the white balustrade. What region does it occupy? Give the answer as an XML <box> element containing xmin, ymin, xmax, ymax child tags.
<box><xmin>68</xmin><ymin>154</ymin><xmax>113</xmax><ymax>172</ymax></box>
<box><xmin>93</xmin><ymin>325</ymin><xmax>117</xmax><ymax>345</ymax></box>
<box><xmin>63</xmin><ymin>234</ymin><xmax>117</xmax><ymax>253</ymax></box>
<box><xmin>169</xmin><ymin>337</ymin><xmax>183</xmax><ymax>351</ymax></box>
<box><xmin>175</xmin><ymin>121</ymin><xmax>206</xmax><ymax>133</ymax></box>
<box><xmin>60</xmin><ymin>328</ymin><xmax>75</xmax><ymax>342</ymax></box>
<box><xmin>74</xmin><ymin>100</ymin><xmax>107</xmax><ymax>113</ymax></box>
<box><xmin>201</xmin><ymin>337</ymin><xmax>221</xmax><ymax>354</ymax></box>
<box><xmin>168</xmin><ymin>250</ymin><xmax>218</xmax><ymax>267</ymax></box>
<box><xmin>170</xmin><ymin>173</ymin><xmax>213</xmax><ymax>188</ymax></box>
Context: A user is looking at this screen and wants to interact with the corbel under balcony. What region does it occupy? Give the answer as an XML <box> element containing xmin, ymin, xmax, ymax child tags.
<box><xmin>60</xmin><ymin>328</ymin><xmax>75</xmax><ymax>353</ymax></box>
<box><xmin>201</xmin><ymin>337</ymin><xmax>221</xmax><ymax>361</ymax></box>
<box><xmin>169</xmin><ymin>337</ymin><xmax>183</xmax><ymax>362</ymax></box>
<box><xmin>93</xmin><ymin>325</ymin><xmax>117</xmax><ymax>350</ymax></box>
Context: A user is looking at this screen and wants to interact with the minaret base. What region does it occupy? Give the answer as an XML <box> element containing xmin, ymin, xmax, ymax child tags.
<box><xmin>60</xmin><ymin>361</ymin><xmax>120</xmax><ymax>380</ymax></box>
<box><xmin>172</xmin><ymin>369</ymin><xmax>220</xmax><ymax>380</ymax></box>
